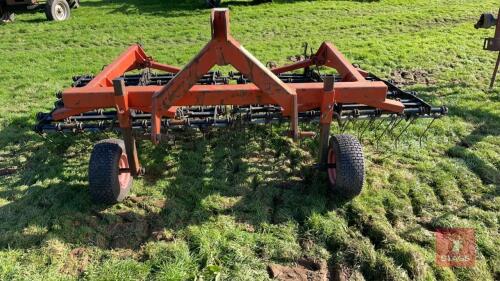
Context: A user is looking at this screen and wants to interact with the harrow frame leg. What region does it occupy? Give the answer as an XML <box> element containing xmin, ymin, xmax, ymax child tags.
<box><xmin>318</xmin><ymin>77</ymin><xmax>335</xmax><ymax>166</ymax></box>
<box><xmin>490</xmin><ymin>52</ymin><xmax>500</xmax><ymax>89</ymax></box>
<box><xmin>113</xmin><ymin>79</ymin><xmax>142</xmax><ymax>177</ymax></box>
<box><xmin>318</xmin><ymin>124</ymin><xmax>330</xmax><ymax>166</ymax></box>
<box><xmin>122</xmin><ymin>127</ymin><xmax>141</xmax><ymax>177</ymax></box>
<box><xmin>484</xmin><ymin>8</ymin><xmax>500</xmax><ymax>89</ymax></box>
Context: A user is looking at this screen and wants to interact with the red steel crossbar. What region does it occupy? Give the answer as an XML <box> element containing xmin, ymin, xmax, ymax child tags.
<box><xmin>52</xmin><ymin>8</ymin><xmax>404</xmax><ymax>146</ymax></box>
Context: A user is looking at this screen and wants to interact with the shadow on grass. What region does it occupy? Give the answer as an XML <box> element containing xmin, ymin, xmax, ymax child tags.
<box><xmin>20</xmin><ymin>18</ymin><xmax>48</xmax><ymax>23</ymax></box>
<box><xmin>81</xmin><ymin>0</ymin><xmax>278</xmax><ymax>18</ymax></box>
<box><xmin>81</xmin><ymin>0</ymin><xmax>381</xmax><ymax>18</ymax></box>
<box><xmin>81</xmin><ymin>0</ymin><xmax>209</xmax><ymax>18</ymax></box>
<box><xmin>446</xmin><ymin>104</ymin><xmax>500</xmax><ymax>185</ymax></box>
<box><xmin>157</xmin><ymin>126</ymin><xmax>328</xmax><ymax>230</ymax></box>
<box><xmin>0</xmin><ymin>118</ymin><xmax>338</xmax><ymax>251</ymax></box>
<box><xmin>411</xmin><ymin>83</ymin><xmax>499</xmax><ymax>185</ymax></box>
<box><xmin>0</xmin><ymin>117</ymin><xmax>103</xmax><ymax>248</ymax></box>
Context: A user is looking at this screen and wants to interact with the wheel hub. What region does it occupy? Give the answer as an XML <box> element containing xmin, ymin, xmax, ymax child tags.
<box><xmin>118</xmin><ymin>153</ymin><xmax>131</xmax><ymax>189</ymax></box>
<box><xmin>327</xmin><ymin>147</ymin><xmax>336</xmax><ymax>185</ymax></box>
<box><xmin>54</xmin><ymin>3</ymin><xmax>66</xmax><ymax>20</ymax></box>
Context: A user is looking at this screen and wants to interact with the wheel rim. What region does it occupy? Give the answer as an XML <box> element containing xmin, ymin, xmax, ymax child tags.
<box><xmin>327</xmin><ymin>147</ymin><xmax>336</xmax><ymax>185</ymax></box>
<box><xmin>54</xmin><ymin>3</ymin><xmax>67</xmax><ymax>20</ymax></box>
<box><xmin>118</xmin><ymin>153</ymin><xmax>131</xmax><ymax>189</ymax></box>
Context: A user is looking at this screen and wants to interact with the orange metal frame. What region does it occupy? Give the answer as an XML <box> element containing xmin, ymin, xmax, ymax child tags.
<box><xmin>52</xmin><ymin>9</ymin><xmax>404</xmax><ymax>143</ymax></box>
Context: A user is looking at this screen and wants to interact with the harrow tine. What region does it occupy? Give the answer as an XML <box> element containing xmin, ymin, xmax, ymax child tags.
<box><xmin>339</xmin><ymin>119</ymin><xmax>348</xmax><ymax>133</ymax></box>
<box><xmin>394</xmin><ymin>117</ymin><xmax>416</xmax><ymax>149</ymax></box>
<box><xmin>352</xmin><ymin>120</ymin><xmax>360</xmax><ymax>138</ymax></box>
<box><xmin>109</xmin><ymin>114</ymin><xmax>117</xmax><ymax>131</ymax></box>
<box><xmin>346</xmin><ymin>118</ymin><xmax>353</xmax><ymax>133</ymax></box>
<box><xmin>315</xmin><ymin>64</ymin><xmax>324</xmax><ymax>82</ymax></box>
<box><xmin>419</xmin><ymin>117</ymin><xmax>437</xmax><ymax>147</ymax></box>
<box><xmin>352</xmin><ymin>119</ymin><xmax>361</xmax><ymax>136</ymax></box>
<box><xmin>386</xmin><ymin>118</ymin><xmax>404</xmax><ymax>148</ymax></box>
<box><xmin>355</xmin><ymin>119</ymin><xmax>365</xmax><ymax>137</ymax></box>
<box><xmin>365</xmin><ymin>118</ymin><xmax>377</xmax><ymax>133</ymax></box>
<box><xmin>303</xmin><ymin>42</ymin><xmax>309</xmax><ymax>58</ymax></box>
<box><xmin>373</xmin><ymin>118</ymin><xmax>386</xmax><ymax>133</ymax></box>
<box><xmin>387</xmin><ymin>118</ymin><xmax>404</xmax><ymax>137</ymax></box>
<box><xmin>357</xmin><ymin>118</ymin><xmax>375</xmax><ymax>140</ymax></box>
<box><xmin>375</xmin><ymin>118</ymin><xmax>397</xmax><ymax>149</ymax></box>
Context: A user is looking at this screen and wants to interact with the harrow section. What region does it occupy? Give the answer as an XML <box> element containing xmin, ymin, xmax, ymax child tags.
<box><xmin>36</xmin><ymin>72</ymin><xmax>446</xmax><ymax>134</ymax></box>
<box><xmin>36</xmin><ymin>9</ymin><xmax>447</xmax><ymax>204</ymax></box>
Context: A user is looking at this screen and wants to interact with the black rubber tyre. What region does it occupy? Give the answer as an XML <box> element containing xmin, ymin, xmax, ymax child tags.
<box><xmin>69</xmin><ymin>0</ymin><xmax>80</xmax><ymax>9</ymax></box>
<box><xmin>327</xmin><ymin>134</ymin><xmax>365</xmax><ymax>199</ymax></box>
<box><xmin>206</xmin><ymin>0</ymin><xmax>221</xmax><ymax>8</ymax></box>
<box><xmin>1</xmin><ymin>5</ymin><xmax>15</xmax><ymax>23</ymax></box>
<box><xmin>89</xmin><ymin>139</ymin><xmax>133</xmax><ymax>204</ymax></box>
<box><xmin>45</xmin><ymin>0</ymin><xmax>71</xmax><ymax>21</ymax></box>
<box><xmin>1</xmin><ymin>12</ymin><xmax>14</xmax><ymax>23</ymax></box>
<box><xmin>252</xmin><ymin>0</ymin><xmax>273</xmax><ymax>4</ymax></box>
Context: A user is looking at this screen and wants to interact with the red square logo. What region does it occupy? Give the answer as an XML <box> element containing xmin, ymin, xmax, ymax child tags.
<box><xmin>435</xmin><ymin>228</ymin><xmax>476</xmax><ymax>267</ymax></box>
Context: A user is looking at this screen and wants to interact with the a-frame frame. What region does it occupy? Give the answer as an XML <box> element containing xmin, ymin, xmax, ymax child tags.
<box><xmin>151</xmin><ymin>9</ymin><xmax>299</xmax><ymax>143</ymax></box>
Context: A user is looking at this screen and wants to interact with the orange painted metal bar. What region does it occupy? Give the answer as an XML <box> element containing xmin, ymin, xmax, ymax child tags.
<box><xmin>356</xmin><ymin>68</ymin><xmax>370</xmax><ymax>78</ymax></box>
<box><xmin>85</xmin><ymin>44</ymin><xmax>180</xmax><ymax>89</ymax></box>
<box><xmin>270</xmin><ymin>42</ymin><xmax>366</xmax><ymax>83</ymax></box>
<box><xmin>86</xmin><ymin>44</ymin><xmax>149</xmax><ymax>88</ymax></box>
<box><xmin>271</xmin><ymin>59</ymin><xmax>313</xmax><ymax>75</ymax></box>
<box><xmin>220</xmin><ymin>38</ymin><xmax>298</xmax><ymax>137</ymax></box>
<box><xmin>223</xmin><ymin>40</ymin><xmax>298</xmax><ymax>111</ymax></box>
<box><xmin>151</xmin><ymin>41</ymin><xmax>219</xmax><ymax>142</ymax></box>
<box><xmin>113</xmin><ymin>79</ymin><xmax>131</xmax><ymax>128</ymax></box>
<box><xmin>320</xmin><ymin>42</ymin><xmax>365</xmax><ymax>82</ymax></box>
<box><xmin>54</xmin><ymin>81</ymin><xmax>403</xmax><ymax>120</ymax></box>
<box><xmin>52</xmin><ymin>107</ymin><xmax>94</xmax><ymax>120</ymax></box>
<box><xmin>147</xmin><ymin>61</ymin><xmax>181</xmax><ymax>74</ymax></box>
<box><xmin>320</xmin><ymin>92</ymin><xmax>335</xmax><ymax>124</ymax></box>
<box><xmin>62</xmin><ymin>82</ymin><xmax>390</xmax><ymax>107</ymax></box>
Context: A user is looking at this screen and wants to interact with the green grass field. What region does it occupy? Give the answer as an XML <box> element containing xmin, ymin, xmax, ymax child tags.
<box><xmin>0</xmin><ymin>0</ymin><xmax>499</xmax><ymax>280</ymax></box>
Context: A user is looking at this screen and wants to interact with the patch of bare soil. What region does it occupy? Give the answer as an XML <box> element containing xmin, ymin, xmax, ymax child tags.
<box><xmin>268</xmin><ymin>258</ymin><xmax>329</xmax><ymax>281</ymax></box>
<box><xmin>105</xmin><ymin>211</ymin><xmax>153</xmax><ymax>249</ymax></box>
<box><xmin>330</xmin><ymin>264</ymin><xmax>365</xmax><ymax>281</ymax></box>
<box><xmin>0</xmin><ymin>166</ymin><xmax>18</xmax><ymax>176</ymax></box>
<box><xmin>61</xmin><ymin>247</ymin><xmax>90</xmax><ymax>277</ymax></box>
<box><xmin>151</xmin><ymin>228</ymin><xmax>174</xmax><ymax>242</ymax></box>
<box><xmin>390</xmin><ymin>69</ymin><xmax>435</xmax><ymax>86</ymax></box>
<box><xmin>125</xmin><ymin>196</ymin><xmax>166</xmax><ymax>212</ymax></box>
<box><xmin>268</xmin><ymin>259</ymin><xmax>366</xmax><ymax>281</ymax></box>
<box><xmin>128</xmin><ymin>195</ymin><xmax>147</xmax><ymax>204</ymax></box>
<box><xmin>90</xmin><ymin>195</ymin><xmax>169</xmax><ymax>249</ymax></box>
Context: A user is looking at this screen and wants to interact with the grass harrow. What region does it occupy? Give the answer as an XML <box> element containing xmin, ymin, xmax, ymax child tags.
<box><xmin>36</xmin><ymin>9</ymin><xmax>447</xmax><ymax>204</ymax></box>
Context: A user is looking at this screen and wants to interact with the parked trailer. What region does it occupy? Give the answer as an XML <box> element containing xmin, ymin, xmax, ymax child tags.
<box><xmin>36</xmin><ymin>9</ymin><xmax>447</xmax><ymax>204</ymax></box>
<box><xmin>0</xmin><ymin>0</ymin><xmax>79</xmax><ymax>23</ymax></box>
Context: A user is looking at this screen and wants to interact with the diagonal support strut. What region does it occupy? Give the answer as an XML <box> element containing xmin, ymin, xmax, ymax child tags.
<box><xmin>150</xmin><ymin>8</ymin><xmax>299</xmax><ymax>143</ymax></box>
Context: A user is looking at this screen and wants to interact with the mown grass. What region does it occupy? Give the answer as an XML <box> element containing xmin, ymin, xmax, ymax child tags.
<box><xmin>0</xmin><ymin>0</ymin><xmax>498</xmax><ymax>280</ymax></box>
